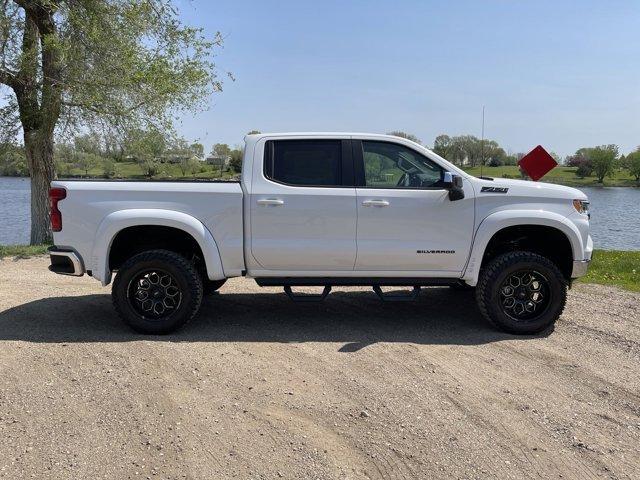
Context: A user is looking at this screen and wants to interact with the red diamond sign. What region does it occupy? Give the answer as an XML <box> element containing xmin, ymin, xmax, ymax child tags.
<box><xmin>518</xmin><ymin>145</ymin><xmax>557</xmax><ymax>181</ymax></box>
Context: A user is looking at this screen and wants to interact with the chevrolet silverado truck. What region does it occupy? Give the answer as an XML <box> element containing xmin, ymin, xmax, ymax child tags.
<box><xmin>48</xmin><ymin>133</ymin><xmax>592</xmax><ymax>335</ymax></box>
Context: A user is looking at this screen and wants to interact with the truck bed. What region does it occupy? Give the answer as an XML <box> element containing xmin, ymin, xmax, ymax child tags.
<box><xmin>51</xmin><ymin>180</ymin><xmax>245</xmax><ymax>282</ymax></box>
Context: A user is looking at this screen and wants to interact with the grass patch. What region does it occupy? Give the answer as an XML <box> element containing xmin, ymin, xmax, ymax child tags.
<box><xmin>58</xmin><ymin>160</ymin><xmax>237</xmax><ymax>181</ymax></box>
<box><xmin>463</xmin><ymin>165</ymin><xmax>639</xmax><ymax>187</ymax></box>
<box><xmin>578</xmin><ymin>250</ymin><xmax>640</xmax><ymax>292</ymax></box>
<box><xmin>0</xmin><ymin>244</ymin><xmax>50</xmax><ymax>259</ymax></box>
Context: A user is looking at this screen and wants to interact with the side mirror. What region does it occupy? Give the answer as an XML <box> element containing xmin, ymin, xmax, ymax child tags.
<box><xmin>443</xmin><ymin>172</ymin><xmax>465</xmax><ymax>201</ymax></box>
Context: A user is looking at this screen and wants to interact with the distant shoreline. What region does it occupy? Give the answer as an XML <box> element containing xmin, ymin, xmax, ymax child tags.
<box><xmin>3</xmin><ymin>174</ymin><xmax>638</xmax><ymax>188</ymax></box>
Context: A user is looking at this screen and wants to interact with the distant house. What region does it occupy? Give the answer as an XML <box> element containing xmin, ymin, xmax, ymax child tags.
<box><xmin>206</xmin><ymin>155</ymin><xmax>229</xmax><ymax>167</ymax></box>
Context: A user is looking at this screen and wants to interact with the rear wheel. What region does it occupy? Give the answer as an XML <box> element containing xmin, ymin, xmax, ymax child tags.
<box><xmin>112</xmin><ymin>249</ymin><xmax>203</xmax><ymax>334</ymax></box>
<box><xmin>476</xmin><ymin>251</ymin><xmax>566</xmax><ymax>334</ymax></box>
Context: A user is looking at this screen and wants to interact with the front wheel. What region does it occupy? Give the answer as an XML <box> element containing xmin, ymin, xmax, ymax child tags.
<box><xmin>476</xmin><ymin>251</ymin><xmax>567</xmax><ymax>334</ymax></box>
<box><xmin>112</xmin><ymin>249</ymin><xmax>203</xmax><ymax>334</ymax></box>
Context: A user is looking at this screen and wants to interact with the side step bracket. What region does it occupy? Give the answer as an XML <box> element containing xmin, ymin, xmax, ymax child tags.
<box><xmin>284</xmin><ymin>285</ymin><xmax>332</xmax><ymax>302</ymax></box>
<box><xmin>373</xmin><ymin>285</ymin><xmax>421</xmax><ymax>302</ymax></box>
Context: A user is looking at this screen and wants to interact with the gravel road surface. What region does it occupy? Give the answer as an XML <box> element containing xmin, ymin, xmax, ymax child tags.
<box><xmin>1</xmin><ymin>256</ymin><xmax>639</xmax><ymax>479</ymax></box>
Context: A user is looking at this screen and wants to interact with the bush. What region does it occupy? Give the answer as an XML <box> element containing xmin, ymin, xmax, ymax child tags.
<box><xmin>103</xmin><ymin>158</ymin><xmax>119</xmax><ymax>178</ymax></box>
<box><xmin>138</xmin><ymin>158</ymin><xmax>161</xmax><ymax>177</ymax></box>
<box><xmin>0</xmin><ymin>156</ymin><xmax>28</xmax><ymax>176</ymax></box>
<box><xmin>566</xmin><ymin>154</ymin><xmax>587</xmax><ymax>167</ymax></box>
<box><xmin>576</xmin><ymin>162</ymin><xmax>592</xmax><ymax>178</ymax></box>
<box><xmin>574</xmin><ymin>158</ymin><xmax>593</xmax><ymax>178</ymax></box>
<box><xmin>56</xmin><ymin>161</ymin><xmax>73</xmax><ymax>177</ymax></box>
<box><xmin>229</xmin><ymin>149</ymin><xmax>243</xmax><ymax>173</ymax></box>
<box><xmin>0</xmin><ymin>146</ymin><xmax>28</xmax><ymax>176</ymax></box>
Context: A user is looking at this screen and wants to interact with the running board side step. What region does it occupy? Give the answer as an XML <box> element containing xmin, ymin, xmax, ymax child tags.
<box><xmin>256</xmin><ymin>277</ymin><xmax>459</xmax><ymax>287</ymax></box>
<box><xmin>373</xmin><ymin>285</ymin><xmax>421</xmax><ymax>302</ymax></box>
<box><xmin>284</xmin><ymin>286</ymin><xmax>332</xmax><ymax>302</ymax></box>
<box><xmin>255</xmin><ymin>277</ymin><xmax>461</xmax><ymax>304</ymax></box>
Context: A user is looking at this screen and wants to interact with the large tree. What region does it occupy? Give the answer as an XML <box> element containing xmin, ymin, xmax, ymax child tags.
<box><xmin>1</xmin><ymin>1</ymin><xmax>223</xmax><ymax>243</ymax></box>
<box><xmin>575</xmin><ymin>145</ymin><xmax>619</xmax><ymax>183</ymax></box>
<box><xmin>432</xmin><ymin>134</ymin><xmax>453</xmax><ymax>159</ymax></box>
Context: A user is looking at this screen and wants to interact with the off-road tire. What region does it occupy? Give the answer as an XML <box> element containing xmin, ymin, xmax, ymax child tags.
<box><xmin>203</xmin><ymin>278</ymin><xmax>227</xmax><ymax>294</ymax></box>
<box><xmin>112</xmin><ymin>249</ymin><xmax>203</xmax><ymax>334</ymax></box>
<box><xmin>476</xmin><ymin>251</ymin><xmax>567</xmax><ymax>334</ymax></box>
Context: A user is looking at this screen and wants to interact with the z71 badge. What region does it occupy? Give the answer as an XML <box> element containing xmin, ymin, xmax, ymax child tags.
<box><xmin>481</xmin><ymin>186</ymin><xmax>509</xmax><ymax>193</ymax></box>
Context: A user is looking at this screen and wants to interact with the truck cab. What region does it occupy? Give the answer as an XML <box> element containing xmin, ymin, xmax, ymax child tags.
<box><xmin>49</xmin><ymin>133</ymin><xmax>593</xmax><ymax>335</ymax></box>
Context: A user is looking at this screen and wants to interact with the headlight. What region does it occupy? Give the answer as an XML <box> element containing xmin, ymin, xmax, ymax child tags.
<box><xmin>573</xmin><ymin>199</ymin><xmax>590</xmax><ymax>215</ymax></box>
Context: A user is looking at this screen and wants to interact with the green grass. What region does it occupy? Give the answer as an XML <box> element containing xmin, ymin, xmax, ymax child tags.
<box><xmin>463</xmin><ymin>165</ymin><xmax>639</xmax><ymax>187</ymax></box>
<box><xmin>578</xmin><ymin>249</ymin><xmax>640</xmax><ymax>292</ymax></box>
<box><xmin>60</xmin><ymin>160</ymin><xmax>237</xmax><ymax>181</ymax></box>
<box><xmin>0</xmin><ymin>244</ymin><xmax>50</xmax><ymax>259</ymax></box>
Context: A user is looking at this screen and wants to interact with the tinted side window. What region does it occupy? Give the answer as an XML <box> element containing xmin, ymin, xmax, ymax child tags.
<box><xmin>362</xmin><ymin>141</ymin><xmax>444</xmax><ymax>189</ymax></box>
<box><xmin>265</xmin><ymin>140</ymin><xmax>342</xmax><ymax>186</ymax></box>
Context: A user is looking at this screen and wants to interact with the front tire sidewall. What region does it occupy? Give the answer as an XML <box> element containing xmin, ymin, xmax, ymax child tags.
<box><xmin>478</xmin><ymin>254</ymin><xmax>566</xmax><ymax>334</ymax></box>
<box><xmin>113</xmin><ymin>251</ymin><xmax>202</xmax><ymax>334</ymax></box>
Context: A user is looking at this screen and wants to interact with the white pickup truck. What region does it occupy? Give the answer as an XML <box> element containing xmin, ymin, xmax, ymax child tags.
<box><xmin>49</xmin><ymin>133</ymin><xmax>592</xmax><ymax>335</ymax></box>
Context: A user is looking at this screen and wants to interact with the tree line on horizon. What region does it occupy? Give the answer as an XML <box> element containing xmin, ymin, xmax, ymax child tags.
<box><xmin>2</xmin><ymin>129</ymin><xmax>639</xmax><ymax>185</ymax></box>
<box><xmin>388</xmin><ymin>131</ymin><xmax>640</xmax><ymax>184</ymax></box>
<box><xmin>0</xmin><ymin>128</ymin><xmax>256</xmax><ymax>180</ymax></box>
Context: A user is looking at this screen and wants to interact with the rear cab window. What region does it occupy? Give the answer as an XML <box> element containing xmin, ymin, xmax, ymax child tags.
<box><xmin>264</xmin><ymin>140</ymin><xmax>352</xmax><ymax>187</ymax></box>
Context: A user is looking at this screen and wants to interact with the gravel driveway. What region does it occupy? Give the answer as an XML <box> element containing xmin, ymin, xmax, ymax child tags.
<box><xmin>1</xmin><ymin>256</ymin><xmax>639</xmax><ymax>479</ymax></box>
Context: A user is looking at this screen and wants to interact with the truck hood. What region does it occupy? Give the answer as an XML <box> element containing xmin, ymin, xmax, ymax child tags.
<box><xmin>472</xmin><ymin>177</ymin><xmax>588</xmax><ymax>201</ymax></box>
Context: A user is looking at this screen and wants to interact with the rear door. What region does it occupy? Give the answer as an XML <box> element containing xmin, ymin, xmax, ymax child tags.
<box><xmin>249</xmin><ymin>137</ymin><xmax>357</xmax><ymax>271</ymax></box>
<box><xmin>353</xmin><ymin>139</ymin><xmax>475</xmax><ymax>273</ymax></box>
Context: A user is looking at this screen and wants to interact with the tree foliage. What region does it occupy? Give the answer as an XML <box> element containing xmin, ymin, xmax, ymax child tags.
<box><xmin>431</xmin><ymin>134</ymin><xmax>507</xmax><ymax>167</ymax></box>
<box><xmin>387</xmin><ymin>131</ymin><xmax>421</xmax><ymax>145</ymax></box>
<box><xmin>102</xmin><ymin>157</ymin><xmax>118</xmax><ymax>178</ymax></box>
<box><xmin>1</xmin><ymin>0</ymin><xmax>225</xmax><ymax>243</ymax></box>
<box><xmin>211</xmin><ymin>143</ymin><xmax>231</xmax><ymax>158</ymax></box>
<box><xmin>590</xmin><ymin>146</ymin><xmax>618</xmax><ymax>183</ymax></box>
<box><xmin>627</xmin><ymin>150</ymin><xmax>640</xmax><ymax>182</ymax></box>
<box><xmin>228</xmin><ymin>147</ymin><xmax>242</xmax><ymax>173</ymax></box>
<box><xmin>576</xmin><ymin>145</ymin><xmax>619</xmax><ymax>182</ymax></box>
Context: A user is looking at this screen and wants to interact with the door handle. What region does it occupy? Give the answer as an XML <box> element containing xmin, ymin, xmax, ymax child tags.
<box><xmin>257</xmin><ymin>198</ymin><xmax>284</xmax><ymax>206</ymax></box>
<box><xmin>362</xmin><ymin>199</ymin><xmax>390</xmax><ymax>207</ymax></box>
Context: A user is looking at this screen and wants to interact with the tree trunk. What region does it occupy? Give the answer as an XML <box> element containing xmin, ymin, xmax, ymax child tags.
<box><xmin>24</xmin><ymin>128</ymin><xmax>56</xmax><ymax>245</ymax></box>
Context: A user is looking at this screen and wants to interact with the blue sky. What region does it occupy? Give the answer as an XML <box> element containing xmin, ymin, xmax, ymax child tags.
<box><xmin>178</xmin><ymin>0</ymin><xmax>639</xmax><ymax>157</ymax></box>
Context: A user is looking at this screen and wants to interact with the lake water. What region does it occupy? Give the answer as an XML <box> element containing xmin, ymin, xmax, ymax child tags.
<box><xmin>1</xmin><ymin>177</ymin><xmax>639</xmax><ymax>250</ymax></box>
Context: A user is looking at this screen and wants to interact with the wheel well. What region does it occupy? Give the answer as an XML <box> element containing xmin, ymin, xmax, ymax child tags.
<box><xmin>481</xmin><ymin>225</ymin><xmax>573</xmax><ymax>280</ymax></box>
<box><xmin>109</xmin><ymin>225</ymin><xmax>205</xmax><ymax>273</ymax></box>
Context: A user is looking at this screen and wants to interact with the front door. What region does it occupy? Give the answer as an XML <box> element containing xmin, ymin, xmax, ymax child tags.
<box><xmin>249</xmin><ymin>138</ymin><xmax>357</xmax><ymax>271</ymax></box>
<box><xmin>353</xmin><ymin>139</ymin><xmax>475</xmax><ymax>273</ymax></box>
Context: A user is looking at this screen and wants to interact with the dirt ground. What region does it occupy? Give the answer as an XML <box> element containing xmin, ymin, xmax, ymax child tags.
<box><xmin>0</xmin><ymin>256</ymin><xmax>639</xmax><ymax>480</ymax></box>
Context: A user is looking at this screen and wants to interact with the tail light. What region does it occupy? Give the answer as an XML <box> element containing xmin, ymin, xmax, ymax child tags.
<box><xmin>49</xmin><ymin>187</ymin><xmax>66</xmax><ymax>232</ymax></box>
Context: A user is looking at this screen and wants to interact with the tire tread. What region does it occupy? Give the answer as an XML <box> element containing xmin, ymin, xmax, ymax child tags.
<box><xmin>476</xmin><ymin>251</ymin><xmax>567</xmax><ymax>334</ymax></box>
<box><xmin>112</xmin><ymin>249</ymin><xmax>203</xmax><ymax>334</ymax></box>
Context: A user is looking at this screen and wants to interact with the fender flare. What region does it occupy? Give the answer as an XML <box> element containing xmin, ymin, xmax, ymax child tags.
<box><xmin>91</xmin><ymin>209</ymin><xmax>225</xmax><ymax>286</ymax></box>
<box><xmin>462</xmin><ymin>210</ymin><xmax>584</xmax><ymax>286</ymax></box>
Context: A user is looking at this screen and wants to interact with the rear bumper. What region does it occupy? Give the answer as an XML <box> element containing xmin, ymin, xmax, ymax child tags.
<box><xmin>48</xmin><ymin>247</ymin><xmax>84</xmax><ymax>276</ymax></box>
